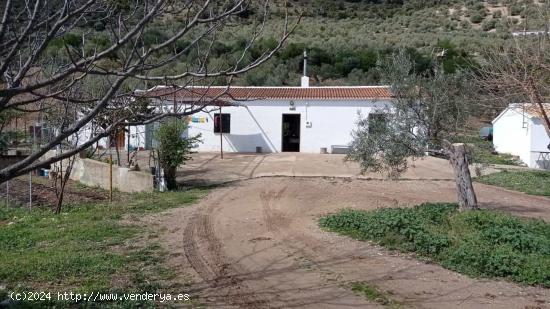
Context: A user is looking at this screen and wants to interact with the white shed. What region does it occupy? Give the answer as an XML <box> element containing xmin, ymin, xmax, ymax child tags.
<box><xmin>136</xmin><ymin>85</ymin><xmax>393</xmax><ymax>154</ymax></box>
<box><xmin>492</xmin><ymin>103</ymin><xmax>550</xmax><ymax>169</ymax></box>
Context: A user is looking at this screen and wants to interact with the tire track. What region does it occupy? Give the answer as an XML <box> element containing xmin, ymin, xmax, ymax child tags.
<box><xmin>260</xmin><ymin>186</ymin><xmax>288</xmax><ymax>232</ymax></box>
<box><xmin>174</xmin><ymin>177</ymin><xmax>550</xmax><ymax>308</ymax></box>
<box><xmin>183</xmin><ymin>191</ymin><xmax>267</xmax><ymax>308</ymax></box>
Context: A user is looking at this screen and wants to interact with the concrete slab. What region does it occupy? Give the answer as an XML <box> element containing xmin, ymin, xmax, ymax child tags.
<box><xmin>174</xmin><ymin>152</ymin><xmax>494</xmax><ymax>185</ymax></box>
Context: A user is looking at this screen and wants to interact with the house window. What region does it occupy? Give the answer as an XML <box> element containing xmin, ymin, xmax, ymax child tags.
<box><xmin>368</xmin><ymin>113</ymin><xmax>386</xmax><ymax>134</ymax></box>
<box><xmin>214</xmin><ymin>113</ymin><xmax>230</xmax><ymax>133</ymax></box>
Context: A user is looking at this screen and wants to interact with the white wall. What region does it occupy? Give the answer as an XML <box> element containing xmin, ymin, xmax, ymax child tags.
<box><xmin>77</xmin><ymin>123</ymin><xmax>147</xmax><ymax>150</ymax></box>
<box><xmin>76</xmin><ymin>124</ymin><xmax>109</xmax><ymax>149</ymax></box>
<box><xmin>184</xmin><ymin>99</ymin><xmax>392</xmax><ymax>153</ymax></box>
<box><xmin>529</xmin><ymin>118</ymin><xmax>550</xmax><ymax>169</ymax></box>
<box><xmin>129</xmin><ymin>125</ymin><xmax>146</xmax><ymax>150</ymax></box>
<box><xmin>76</xmin><ymin>99</ymin><xmax>393</xmax><ymax>154</ymax></box>
<box><xmin>493</xmin><ymin>108</ymin><xmax>532</xmax><ymax>166</ymax></box>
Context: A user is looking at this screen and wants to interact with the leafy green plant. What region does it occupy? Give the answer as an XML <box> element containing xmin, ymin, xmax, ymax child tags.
<box><xmin>154</xmin><ymin>120</ymin><xmax>201</xmax><ymax>190</ymax></box>
<box><xmin>320</xmin><ymin>203</ymin><xmax>550</xmax><ymax>286</ymax></box>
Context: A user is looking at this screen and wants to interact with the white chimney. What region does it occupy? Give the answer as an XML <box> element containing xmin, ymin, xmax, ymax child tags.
<box><xmin>301</xmin><ymin>49</ymin><xmax>309</xmax><ymax>88</ymax></box>
<box><xmin>301</xmin><ymin>76</ymin><xmax>309</xmax><ymax>88</ymax></box>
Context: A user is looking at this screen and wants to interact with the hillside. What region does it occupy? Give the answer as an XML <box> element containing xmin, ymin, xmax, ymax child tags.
<box><xmin>45</xmin><ymin>0</ymin><xmax>548</xmax><ymax>86</ymax></box>
<box><xmin>220</xmin><ymin>0</ymin><xmax>548</xmax><ymax>85</ymax></box>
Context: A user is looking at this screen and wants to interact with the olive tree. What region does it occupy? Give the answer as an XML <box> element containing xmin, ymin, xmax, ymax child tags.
<box><xmin>348</xmin><ymin>50</ymin><xmax>479</xmax><ymax>210</ymax></box>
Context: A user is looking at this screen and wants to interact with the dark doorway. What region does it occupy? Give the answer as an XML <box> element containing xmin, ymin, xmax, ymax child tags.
<box><xmin>282</xmin><ymin>114</ymin><xmax>300</xmax><ymax>152</ymax></box>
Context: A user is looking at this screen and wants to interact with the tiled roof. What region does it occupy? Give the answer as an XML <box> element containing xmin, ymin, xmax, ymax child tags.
<box><xmin>141</xmin><ymin>86</ymin><xmax>392</xmax><ymax>101</ymax></box>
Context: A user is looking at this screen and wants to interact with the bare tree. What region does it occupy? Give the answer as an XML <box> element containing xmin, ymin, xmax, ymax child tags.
<box><xmin>42</xmin><ymin>86</ymin><xmax>81</xmax><ymax>213</ymax></box>
<box><xmin>51</xmin><ymin>147</ymin><xmax>78</xmax><ymax>214</ymax></box>
<box><xmin>348</xmin><ymin>51</ymin><xmax>479</xmax><ymax>210</ymax></box>
<box><xmin>475</xmin><ymin>38</ymin><xmax>550</xmax><ymax>143</ymax></box>
<box><xmin>474</xmin><ymin>2</ymin><xmax>550</xmax><ymax>142</ymax></box>
<box><xmin>0</xmin><ymin>0</ymin><xmax>300</xmax><ymax>182</ymax></box>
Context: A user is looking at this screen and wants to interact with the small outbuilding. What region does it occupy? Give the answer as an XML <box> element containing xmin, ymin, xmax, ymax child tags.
<box><xmin>492</xmin><ymin>103</ymin><xmax>550</xmax><ymax>169</ymax></box>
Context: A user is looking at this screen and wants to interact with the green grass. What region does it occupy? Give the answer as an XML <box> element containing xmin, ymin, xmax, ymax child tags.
<box><xmin>351</xmin><ymin>282</ymin><xmax>402</xmax><ymax>308</ymax></box>
<box><xmin>449</xmin><ymin>135</ymin><xmax>520</xmax><ymax>166</ymax></box>
<box><xmin>0</xmin><ymin>188</ymin><xmax>208</xmax><ymax>307</ymax></box>
<box><xmin>477</xmin><ymin>170</ymin><xmax>550</xmax><ymax>196</ymax></box>
<box><xmin>320</xmin><ymin>203</ymin><xmax>550</xmax><ymax>287</ymax></box>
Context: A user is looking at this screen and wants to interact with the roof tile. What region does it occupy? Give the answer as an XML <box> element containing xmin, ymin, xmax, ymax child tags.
<box><xmin>142</xmin><ymin>86</ymin><xmax>392</xmax><ymax>101</ymax></box>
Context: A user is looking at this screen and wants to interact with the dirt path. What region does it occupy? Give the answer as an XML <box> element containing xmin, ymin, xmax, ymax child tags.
<box><xmin>158</xmin><ymin>178</ymin><xmax>550</xmax><ymax>308</ymax></box>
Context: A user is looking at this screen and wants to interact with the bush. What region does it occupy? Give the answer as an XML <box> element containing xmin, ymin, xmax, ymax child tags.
<box><xmin>510</xmin><ymin>5</ymin><xmax>523</xmax><ymax>16</ymax></box>
<box><xmin>470</xmin><ymin>14</ymin><xmax>483</xmax><ymax>24</ymax></box>
<box><xmin>482</xmin><ymin>19</ymin><xmax>497</xmax><ymax>31</ymax></box>
<box><xmin>320</xmin><ymin>203</ymin><xmax>550</xmax><ymax>286</ymax></box>
<box><xmin>154</xmin><ymin>120</ymin><xmax>201</xmax><ymax>190</ymax></box>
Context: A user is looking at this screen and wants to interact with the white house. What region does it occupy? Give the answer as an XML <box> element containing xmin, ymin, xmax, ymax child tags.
<box><xmin>80</xmin><ymin>51</ymin><xmax>393</xmax><ymax>154</ymax></box>
<box><xmin>132</xmin><ymin>84</ymin><xmax>393</xmax><ymax>154</ymax></box>
<box><xmin>492</xmin><ymin>103</ymin><xmax>550</xmax><ymax>169</ymax></box>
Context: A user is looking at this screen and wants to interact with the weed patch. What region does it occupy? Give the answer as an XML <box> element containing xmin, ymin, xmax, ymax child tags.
<box><xmin>476</xmin><ymin>170</ymin><xmax>550</xmax><ymax>196</ymax></box>
<box><xmin>351</xmin><ymin>282</ymin><xmax>402</xmax><ymax>308</ymax></box>
<box><xmin>320</xmin><ymin>203</ymin><xmax>550</xmax><ymax>286</ymax></box>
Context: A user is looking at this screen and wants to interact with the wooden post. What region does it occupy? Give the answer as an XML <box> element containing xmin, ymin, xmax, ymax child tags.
<box><xmin>173</xmin><ymin>90</ymin><xmax>178</xmax><ymax>114</ymax></box>
<box><xmin>28</xmin><ymin>172</ymin><xmax>32</xmax><ymax>210</ymax></box>
<box><xmin>448</xmin><ymin>143</ymin><xmax>478</xmax><ymax>211</ymax></box>
<box><xmin>127</xmin><ymin>125</ymin><xmax>130</xmax><ymax>165</ymax></box>
<box><xmin>109</xmin><ymin>153</ymin><xmax>113</xmax><ymax>202</ymax></box>
<box><xmin>219</xmin><ymin>105</ymin><xmax>223</xmax><ymax>159</ymax></box>
<box><xmin>6</xmin><ymin>180</ymin><xmax>9</xmax><ymax>208</ymax></box>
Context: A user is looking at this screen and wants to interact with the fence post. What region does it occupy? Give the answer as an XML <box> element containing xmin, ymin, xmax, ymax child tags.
<box><xmin>109</xmin><ymin>153</ymin><xmax>113</xmax><ymax>203</ymax></box>
<box><xmin>28</xmin><ymin>172</ymin><xmax>32</xmax><ymax>210</ymax></box>
<box><xmin>5</xmin><ymin>180</ymin><xmax>8</xmax><ymax>208</ymax></box>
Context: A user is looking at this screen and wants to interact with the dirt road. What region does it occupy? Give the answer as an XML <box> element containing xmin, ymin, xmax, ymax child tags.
<box><xmin>158</xmin><ymin>177</ymin><xmax>550</xmax><ymax>308</ymax></box>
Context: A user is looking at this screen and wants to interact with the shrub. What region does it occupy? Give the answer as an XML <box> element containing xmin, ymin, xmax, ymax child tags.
<box><xmin>154</xmin><ymin>120</ymin><xmax>201</xmax><ymax>190</ymax></box>
<box><xmin>470</xmin><ymin>14</ymin><xmax>483</xmax><ymax>24</ymax></box>
<box><xmin>482</xmin><ymin>19</ymin><xmax>497</xmax><ymax>31</ymax></box>
<box><xmin>510</xmin><ymin>5</ymin><xmax>524</xmax><ymax>16</ymax></box>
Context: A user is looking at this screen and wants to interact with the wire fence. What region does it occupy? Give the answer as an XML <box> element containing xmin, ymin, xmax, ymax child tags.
<box><xmin>0</xmin><ymin>173</ymin><xmax>37</xmax><ymax>209</ymax></box>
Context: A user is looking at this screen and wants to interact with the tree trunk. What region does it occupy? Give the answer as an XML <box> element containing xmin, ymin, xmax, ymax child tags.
<box><xmin>54</xmin><ymin>154</ymin><xmax>76</xmax><ymax>214</ymax></box>
<box><xmin>114</xmin><ymin>128</ymin><xmax>121</xmax><ymax>167</ymax></box>
<box><xmin>164</xmin><ymin>166</ymin><xmax>177</xmax><ymax>190</ymax></box>
<box><xmin>55</xmin><ymin>188</ymin><xmax>65</xmax><ymax>214</ymax></box>
<box><xmin>448</xmin><ymin>143</ymin><xmax>478</xmax><ymax>211</ymax></box>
